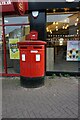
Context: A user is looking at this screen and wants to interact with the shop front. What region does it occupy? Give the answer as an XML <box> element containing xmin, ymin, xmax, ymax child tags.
<box><xmin>0</xmin><ymin>0</ymin><xmax>29</xmax><ymax>76</ymax></box>
<box><xmin>46</xmin><ymin>9</ymin><xmax>80</xmax><ymax>75</ymax></box>
<box><xmin>0</xmin><ymin>1</ymin><xmax>80</xmax><ymax>76</ymax></box>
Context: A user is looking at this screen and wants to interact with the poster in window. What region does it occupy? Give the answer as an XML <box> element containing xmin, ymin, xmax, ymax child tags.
<box><xmin>67</xmin><ymin>41</ymin><xmax>80</xmax><ymax>61</ymax></box>
<box><xmin>9</xmin><ymin>38</ymin><xmax>20</xmax><ymax>59</ymax></box>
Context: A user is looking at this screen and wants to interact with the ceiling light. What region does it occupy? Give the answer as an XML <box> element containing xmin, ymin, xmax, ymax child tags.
<box><xmin>53</xmin><ymin>9</ymin><xmax>56</xmax><ymax>12</ymax></box>
<box><xmin>77</xmin><ymin>32</ymin><xmax>78</xmax><ymax>35</ymax></box>
<box><xmin>65</xmin><ymin>27</ymin><xmax>67</xmax><ymax>29</ymax></box>
<box><xmin>53</xmin><ymin>22</ymin><xmax>55</xmax><ymax>25</ymax></box>
<box><xmin>56</xmin><ymin>26</ymin><xmax>58</xmax><ymax>29</ymax></box>
<box><xmin>76</xmin><ymin>18</ymin><xmax>79</xmax><ymax>22</ymax></box>
<box><xmin>46</xmin><ymin>27</ymin><xmax>49</xmax><ymax>32</ymax></box>
<box><xmin>46</xmin><ymin>28</ymin><xmax>49</xmax><ymax>32</ymax></box>
<box><xmin>46</xmin><ymin>27</ymin><xmax>48</xmax><ymax>30</ymax></box>
<box><xmin>50</xmin><ymin>30</ymin><xmax>52</xmax><ymax>33</ymax></box>
<box><xmin>62</xmin><ymin>26</ymin><xmax>65</xmax><ymax>29</ymax></box>
<box><xmin>59</xmin><ymin>38</ymin><xmax>64</xmax><ymax>46</ymax></box>
<box><xmin>77</xmin><ymin>29</ymin><xmax>79</xmax><ymax>32</ymax></box>
<box><xmin>56</xmin><ymin>22</ymin><xmax>58</xmax><ymax>25</ymax></box>
<box><xmin>66</xmin><ymin>24</ymin><xmax>69</xmax><ymax>27</ymax></box>
<box><xmin>56</xmin><ymin>28</ymin><xmax>58</xmax><ymax>31</ymax></box>
<box><xmin>75</xmin><ymin>23</ymin><xmax>77</xmax><ymax>26</ymax></box>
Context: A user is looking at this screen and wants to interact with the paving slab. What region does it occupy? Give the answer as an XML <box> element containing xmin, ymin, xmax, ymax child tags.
<box><xmin>2</xmin><ymin>76</ymin><xmax>79</xmax><ymax>118</ymax></box>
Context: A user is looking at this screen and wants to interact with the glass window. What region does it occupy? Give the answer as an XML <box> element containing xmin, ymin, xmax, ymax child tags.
<box><xmin>1</xmin><ymin>15</ymin><xmax>30</xmax><ymax>74</ymax></box>
<box><xmin>5</xmin><ymin>25</ymin><xmax>30</xmax><ymax>74</ymax></box>
<box><xmin>46</xmin><ymin>10</ymin><xmax>79</xmax><ymax>72</ymax></box>
<box><xmin>4</xmin><ymin>16</ymin><xmax>29</xmax><ymax>24</ymax></box>
<box><xmin>0</xmin><ymin>17</ymin><xmax>4</xmax><ymax>73</ymax></box>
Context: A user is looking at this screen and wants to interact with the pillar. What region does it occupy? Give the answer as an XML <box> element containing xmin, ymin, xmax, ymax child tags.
<box><xmin>29</xmin><ymin>11</ymin><xmax>46</xmax><ymax>41</ymax></box>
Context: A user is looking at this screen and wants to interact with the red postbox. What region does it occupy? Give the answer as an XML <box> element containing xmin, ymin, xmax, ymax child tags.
<box><xmin>25</xmin><ymin>30</ymin><xmax>38</xmax><ymax>40</ymax></box>
<box><xmin>18</xmin><ymin>31</ymin><xmax>46</xmax><ymax>81</ymax></box>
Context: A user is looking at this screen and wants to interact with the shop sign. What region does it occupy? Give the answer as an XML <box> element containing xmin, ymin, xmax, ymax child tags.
<box><xmin>67</xmin><ymin>40</ymin><xmax>80</xmax><ymax>61</ymax></box>
<box><xmin>9</xmin><ymin>38</ymin><xmax>20</xmax><ymax>59</ymax></box>
<box><xmin>0</xmin><ymin>0</ymin><xmax>28</xmax><ymax>15</ymax></box>
<box><xmin>13</xmin><ymin>0</ymin><xmax>28</xmax><ymax>15</ymax></box>
<box><xmin>0</xmin><ymin>0</ymin><xmax>15</xmax><ymax>13</ymax></box>
<box><xmin>0</xmin><ymin>0</ymin><xmax>11</xmax><ymax>5</ymax></box>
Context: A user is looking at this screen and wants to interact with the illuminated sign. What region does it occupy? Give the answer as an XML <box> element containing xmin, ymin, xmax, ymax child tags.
<box><xmin>0</xmin><ymin>0</ymin><xmax>11</xmax><ymax>5</ymax></box>
<box><xmin>17</xmin><ymin>1</ymin><xmax>25</xmax><ymax>15</ymax></box>
<box><xmin>13</xmin><ymin>0</ymin><xmax>28</xmax><ymax>15</ymax></box>
<box><xmin>0</xmin><ymin>0</ymin><xmax>28</xmax><ymax>15</ymax></box>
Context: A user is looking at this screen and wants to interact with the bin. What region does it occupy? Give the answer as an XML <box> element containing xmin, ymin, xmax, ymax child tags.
<box><xmin>18</xmin><ymin>41</ymin><xmax>46</xmax><ymax>80</ymax></box>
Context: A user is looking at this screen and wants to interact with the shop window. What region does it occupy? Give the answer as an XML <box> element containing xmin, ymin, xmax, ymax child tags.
<box><xmin>46</xmin><ymin>10</ymin><xmax>79</xmax><ymax>72</ymax></box>
<box><xmin>4</xmin><ymin>16</ymin><xmax>29</xmax><ymax>25</ymax></box>
<box><xmin>1</xmin><ymin>15</ymin><xmax>30</xmax><ymax>74</ymax></box>
<box><xmin>0</xmin><ymin>18</ymin><xmax>4</xmax><ymax>73</ymax></box>
<box><xmin>5</xmin><ymin>25</ymin><xmax>30</xmax><ymax>74</ymax></box>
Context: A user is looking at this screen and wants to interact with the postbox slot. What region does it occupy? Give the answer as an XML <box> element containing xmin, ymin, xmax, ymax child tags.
<box><xmin>20</xmin><ymin>46</ymin><xmax>27</xmax><ymax>49</ymax></box>
<box><xmin>33</xmin><ymin>46</ymin><xmax>42</xmax><ymax>49</ymax></box>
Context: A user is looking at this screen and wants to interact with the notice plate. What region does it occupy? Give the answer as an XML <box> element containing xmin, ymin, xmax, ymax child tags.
<box><xmin>36</xmin><ymin>54</ymin><xmax>40</xmax><ymax>61</ymax></box>
<box><xmin>22</xmin><ymin>54</ymin><xmax>25</xmax><ymax>61</ymax></box>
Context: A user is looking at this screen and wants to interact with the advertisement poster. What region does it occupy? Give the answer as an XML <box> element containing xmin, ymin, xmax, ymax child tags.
<box><xmin>9</xmin><ymin>38</ymin><xmax>20</xmax><ymax>59</ymax></box>
<box><xmin>67</xmin><ymin>41</ymin><xmax>80</xmax><ymax>61</ymax></box>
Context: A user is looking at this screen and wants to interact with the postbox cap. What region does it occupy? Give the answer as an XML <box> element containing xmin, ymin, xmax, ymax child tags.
<box><xmin>17</xmin><ymin>40</ymin><xmax>46</xmax><ymax>46</ymax></box>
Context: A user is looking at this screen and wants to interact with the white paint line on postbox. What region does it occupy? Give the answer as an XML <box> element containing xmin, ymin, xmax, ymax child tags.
<box><xmin>31</xmin><ymin>50</ymin><xmax>38</xmax><ymax>53</ymax></box>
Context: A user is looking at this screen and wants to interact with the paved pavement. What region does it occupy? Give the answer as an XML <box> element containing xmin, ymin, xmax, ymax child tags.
<box><xmin>2</xmin><ymin>76</ymin><xmax>79</xmax><ymax>118</ymax></box>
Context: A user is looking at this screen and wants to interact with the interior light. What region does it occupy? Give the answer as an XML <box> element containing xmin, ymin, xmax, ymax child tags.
<box><xmin>77</xmin><ymin>29</ymin><xmax>79</xmax><ymax>32</ymax></box>
<box><xmin>56</xmin><ymin>26</ymin><xmax>58</xmax><ymax>29</ymax></box>
<box><xmin>66</xmin><ymin>24</ymin><xmax>69</xmax><ymax>27</ymax></box>
<box><xmin>77</xmin><ymin>32</ymin><xmax>78</xmax><ymax>35</ymax></box>
<box><xmin>56</xmin><ymin>22</ymin><xmax>58</xmax><ymax>25</ymax></box>
<box><xmin>53</xmin><ymin>9</ymin><xmax>56</xmax><ymax>12</ymax></box>
<box><xmin>75</xmin><ymin>23</ymin><xmax>77</xmax><ymax>26</ymax></box>
<box><xmin>46</xmin><ymin>27</ymin><xmax>49</xmax><ymax>32</ymax></box>
<box><xmin>46</xmin><ymin>27</ymin><xmax>48</xmax><ymax>30</ymax></box>
<box><xmin>50</xmin><ymin>30</ymin><xmax>52</xmax><ymax>33</ymax></box>
<box><xmin>65</xmin><ymin>27</ymin><xmax>67</xmax><ymax>29</ymax></box>
<box><xmin>76</xmin><ymin>18</ymin><xmax>79</xmax><ymax>22</ymax></box>
<box><xmin>59</xmin><ymin>38</ymin><xmax>64</xmax><ymax>46</ymax></box>
<box><xmin>53</xmin><ymin>22</ymin><xmax>55</xmax><ymax>25</ymax></box>
<box><xmin>62</xmin><ymin>26</ymin><xmax>65</xmax><ymax>29</ymax></box>
<box><xmin>56</xmin><ymin>28</ymin><xmax>58</xmax><ymax>31</ymax></box>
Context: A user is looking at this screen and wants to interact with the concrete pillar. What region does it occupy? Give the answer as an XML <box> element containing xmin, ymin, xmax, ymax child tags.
<box><xmin>46</xmin><ymin>47</ymin><xmax>54</xmax><ymax>71</ymax></box>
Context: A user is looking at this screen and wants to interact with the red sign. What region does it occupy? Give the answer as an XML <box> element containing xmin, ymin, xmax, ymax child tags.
<box><xmin>0</xmin><ymin>0</ymin><xmax>28</xmax><ymax>16</ymax></box>
<box><xmin>0</xmin><ymin>0</ymin><xmax>11</xmax><ymax>5</ymax></box>
<box><xmin>0</xmin><ymin>0</ymin><xmax>15</xmax><ymax>13</ymax></box>
<box><xmin>13</xmin><ymin>0</ymin><xmax>28</xmax><ymax>15</ymax></box>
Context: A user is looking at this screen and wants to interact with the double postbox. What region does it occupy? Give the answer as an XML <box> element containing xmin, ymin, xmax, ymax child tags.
<box><xmin>18</xmin><ymin>31</ymin><xmax>46</xmax><ymax>80</ymax></box>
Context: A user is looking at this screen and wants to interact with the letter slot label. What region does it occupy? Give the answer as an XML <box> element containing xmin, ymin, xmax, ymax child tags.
<box><xmin>36</xmin><ymin>54</ymin><xmax>40</xmax><ymax>61</ymax></box>
<box><xmin>22</xmin><ymin>54</ymin><xmax>25</xmax><ymax>61</ymax></box>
